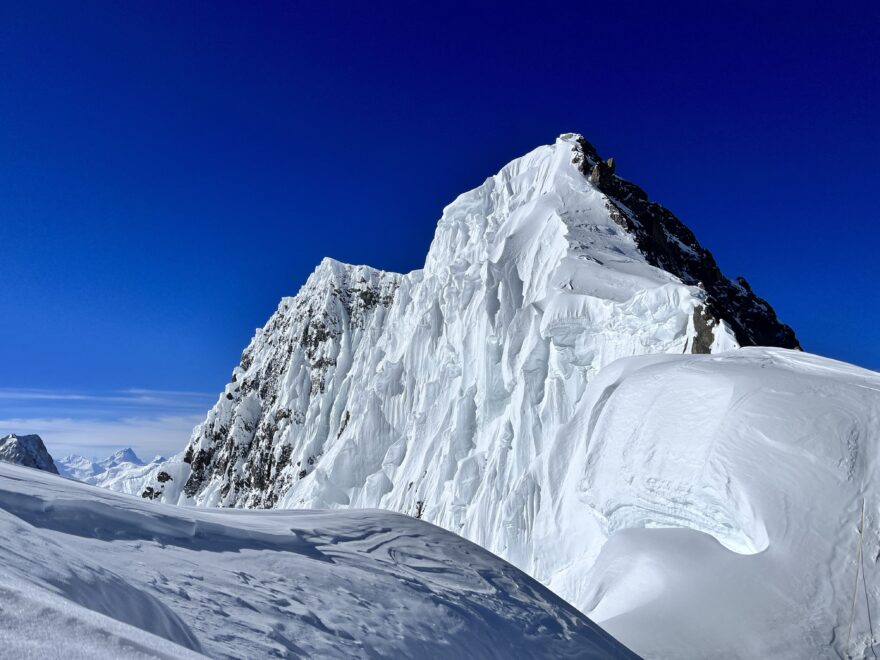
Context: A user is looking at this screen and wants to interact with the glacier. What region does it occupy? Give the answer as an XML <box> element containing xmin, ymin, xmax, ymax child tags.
<box><xmin>130</xmin><ymin>134</ymin><xmax>880</xmax><ymax>657</ymax></box>
<box><xmin>0</xmin><ymin>462</ymin><xmax>634</xmax><ymax>659</ymax></box>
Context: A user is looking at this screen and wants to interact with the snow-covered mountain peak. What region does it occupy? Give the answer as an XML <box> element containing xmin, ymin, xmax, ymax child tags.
<box><xmin>130</xmin><ymin>135</ymin><xmax>820</xmax><ymax>655</ymax></box>
<box><xmin>57</xmin><ymin>448</ymin><xmax>163</xmax><ymax>493</ymax></box>
<box><xmin>142</xmin><ymin>133</ymin><xmax>800</xmax><ymax>512</ymax></box>
<box><xmin>426</xmin><ymin>133</ymin><xmax>693</xmax><ymax>306</ymax></box>
<box><xmin>108</xmin><ymin>447</ymin><xmax>143</xmax><ymax>465</ymax></box>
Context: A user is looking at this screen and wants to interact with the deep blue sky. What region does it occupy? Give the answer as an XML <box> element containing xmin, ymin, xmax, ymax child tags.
<box><xmin>1</xmin><ymin>1</ymin><xmax>878</xmax><ymax>457</ymax></box>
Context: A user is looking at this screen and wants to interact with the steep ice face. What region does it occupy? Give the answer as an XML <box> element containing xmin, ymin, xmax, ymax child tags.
<box><xmin>0</xmin><ymin>433</ymin><xmax>58</xmax><ymax>474</ymax></box>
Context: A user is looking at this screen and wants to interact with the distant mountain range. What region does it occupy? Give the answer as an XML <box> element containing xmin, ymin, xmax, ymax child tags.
<box><xmin>56</xmin><ymin>447</ymin><xmax>166</xmax><ymax>495</ymax></box>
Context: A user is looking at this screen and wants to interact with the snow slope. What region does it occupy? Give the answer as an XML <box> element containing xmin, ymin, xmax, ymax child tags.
<box><xmin>57</xmin><ymin>448</ymin><xmax>165</xmax><ymax>494</ymax></box>
<box><xmin>544</xmin><ymin>347</ymin><xmax>880</xmax><ymax>659</ymax></box>
<box><xmin>0</xmin><ymin>462</ymin><xmax>635</xmax><ymax>659</ymax></box>
<box><xmin>0</xmin><ymin>433</ymin><xmax>58</xmax><ymax>473</ymax></box>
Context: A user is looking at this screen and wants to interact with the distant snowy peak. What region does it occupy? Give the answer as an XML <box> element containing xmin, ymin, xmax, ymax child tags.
<box><xmin>0</xmin><ymin>434</ymin><xmax>58</xmax><ymax>474</ymax></box>
<box><xmin>57</xmin><ymin>448</ymin><xmax>161</xmax><ymax>494</ymax></box>
<box><xmin>107</xmin><ymin>447</ymin><xmax>144</xmax><ymax>466</ymax></box>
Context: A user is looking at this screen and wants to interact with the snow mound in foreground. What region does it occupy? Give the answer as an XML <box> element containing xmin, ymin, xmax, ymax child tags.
<box><xmin>0</xmin><ymin>464</ymin><xmax>635</xmax><ymax>660</ymax></box>
<box><xmin>552</xmin><ymin>347</ymin><xmax>880</xmax><ymax>659</ymax></box>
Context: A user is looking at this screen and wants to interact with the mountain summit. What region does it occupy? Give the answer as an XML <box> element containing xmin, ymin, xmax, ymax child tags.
<box><xmin>142</xmin><ymin>133</ymin><xmax>798</xmax><ymax>507</ymax></box>
<box><xmin>133</xmin><ymin>135</ymin><xmax>849</xmax><ymax>657</ymax></box>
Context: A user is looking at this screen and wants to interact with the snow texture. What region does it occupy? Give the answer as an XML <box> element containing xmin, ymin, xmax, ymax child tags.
<box><xmin>0</xmin><ymin>433</ymin><xmax>58</xmax><ymax>474</ymax></box>
<box><xmin>0</xmin><ymin>462</ymin><xmax>635</xmax><ymax>659</ymax></box>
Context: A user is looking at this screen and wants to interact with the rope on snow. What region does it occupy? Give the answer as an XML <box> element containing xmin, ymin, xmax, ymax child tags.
<box><xmin>845</xmin><ymin>498</ymin><xmax>877</xmax><ymax>659</ymax></box>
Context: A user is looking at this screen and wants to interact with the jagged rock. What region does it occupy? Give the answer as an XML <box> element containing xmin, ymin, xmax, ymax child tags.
<box><xmin>0</xmin><ymin>434</ymin><xmax>58</xmax><ymax>474</ymax></box>
<box><xmin>570</xmin><ymin>135</ymin><xmax>798</xmax><ymax>349</ymax></box>
<box><xmin>589</xmin><ymin>158</ymin><xmax>616</xmax><ymax>187</ymax></box>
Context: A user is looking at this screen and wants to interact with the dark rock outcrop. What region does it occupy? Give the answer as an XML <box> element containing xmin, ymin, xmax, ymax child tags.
<box><xmin>0</xmin><ymin>434</ymin><xmax>59</xmax><ymax>474</ymax></box>
<box><xmin>570</xmin><ymin>135</ymin><xmax>800</xmax><ymax>350</ymax></box>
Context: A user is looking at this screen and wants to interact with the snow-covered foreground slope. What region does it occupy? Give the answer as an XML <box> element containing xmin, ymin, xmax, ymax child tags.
<box><xmin>0</xmin><ymin>463</ymin><xmax>636</xmax><ymax>659</ymax></box>
<box><xmin>559</xmin><ymin>348</ymin><xmax>880</xmax><ymax>659</ymax></box>
<box><xmin>57</xmin><ymin>448</ymin><xmax>165</xmax><ymax>494</ymax></box>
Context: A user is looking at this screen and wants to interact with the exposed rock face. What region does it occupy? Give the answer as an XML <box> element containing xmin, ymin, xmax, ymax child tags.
<box><xmin>0</xmin><ymin>434</ymin><xmax>59</xmax><ymax>474</ymax></box>
<box><xmin>137</xmin><ymin>134</ymin><xmax>800</xmax><ymax>624</ymax></box>
<box><xmin>172</xmin><ymin>261</ymin><xmax>402</xmax><ymax>508</ymax></box>
<box><xmin>569</xmin><ymin>134</ymin><xmax>799</xmax><ymax>349</ymax></box>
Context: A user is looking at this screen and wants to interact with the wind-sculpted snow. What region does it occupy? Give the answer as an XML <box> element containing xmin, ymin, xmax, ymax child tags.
<box><xmin>0</xmin><ymin>464</ymin><xmax>635</xmax><ymax>659</ymax></box>
<box><xmin>135</xmin><ymin>135</ymin><xmax>825</xmax><ymax>656</ymax></box>
<box><xmin>559</xmin><ymin>348</ymin><xmax>880</xmax><ymax>659</ymax></box>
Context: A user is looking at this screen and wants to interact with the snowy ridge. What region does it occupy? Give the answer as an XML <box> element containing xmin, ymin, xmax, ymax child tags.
<box><xmin>0</xmin><ymin>463</ymin><xmax>635</xmax><ymax>659</ymax></box>
<box><xmin>569</xmin><ymin>134</ymin><xmax>799</xmax><ymax>349</ymax></box>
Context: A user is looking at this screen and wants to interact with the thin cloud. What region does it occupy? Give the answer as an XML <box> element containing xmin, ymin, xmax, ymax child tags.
<box><xmin>0</xmin><ymin>414</ymin><xmax>203</xmax><ymax>461</ymax></box>
<box><xmin>124</xmin><ymin>388</ymin><xmax>215</xmax><ymax>399</ymax></box>
<box><xmin>0</xmin><ymin>387</ymin><xmax>216</xmax><ymax>410</ymax></box>
<box><xmin>0</xmin><ymin>388</ymin><xmax>217</xmax><ymax>460</ymax></box>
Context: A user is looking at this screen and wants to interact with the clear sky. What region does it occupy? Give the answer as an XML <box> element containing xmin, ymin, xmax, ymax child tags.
<box><xmin>1</xmin><ymin>1</ymin><xmax>878</xmax><ymax>459</ymax></box>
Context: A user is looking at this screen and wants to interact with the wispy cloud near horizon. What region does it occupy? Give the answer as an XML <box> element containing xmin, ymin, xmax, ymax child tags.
<box><xmin>0</xmin><ymin>387</ymin><xmax>217</xmax><ymax>460</ymax></box>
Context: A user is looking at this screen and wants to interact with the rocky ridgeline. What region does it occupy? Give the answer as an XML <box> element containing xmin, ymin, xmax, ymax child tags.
<box><xmin>569</xmin><ymin>133</ymin><xmax>798</xmax><ymax>350</ymax></box>
<box><xmin>0</xmin><ymin>433</ymin><xmax>58</xmax><ymax>474</ymax></box>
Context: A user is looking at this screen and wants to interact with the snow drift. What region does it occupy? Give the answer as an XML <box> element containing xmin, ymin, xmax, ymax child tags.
<box><xmin>549</xmin><ymin>347</ymin><xmax>880</xmax><ymax>659</ymax></box>
<box><xmin>57</xmin><ymin>448</ymin><xmax>165</xmax><ymax>495</ymax></box>
<box><xmin>0</xmin><ymin>462</ymin><xmax>635</xmax><ymax>659</ymax></box>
